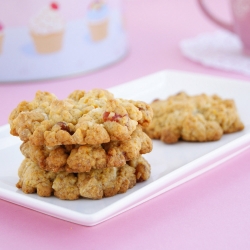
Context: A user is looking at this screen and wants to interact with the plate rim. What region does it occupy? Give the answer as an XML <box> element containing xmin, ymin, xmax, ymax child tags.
<box><xmin>1</xmin><ymin>69</ymin><xmax>250</xmax><ymax>226</ymax></box>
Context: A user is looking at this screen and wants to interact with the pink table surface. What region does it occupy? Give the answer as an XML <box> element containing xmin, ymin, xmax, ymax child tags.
<box><xmin>1</xmin><ymin>0</ymin><xmax>250</xmax><ymax>249</ymax></box>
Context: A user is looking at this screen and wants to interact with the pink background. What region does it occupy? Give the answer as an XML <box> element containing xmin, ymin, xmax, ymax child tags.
<box><xmin>1</xmin><ymin>0</ymin><xmax>250</xmax><ymax>249</ymax></box>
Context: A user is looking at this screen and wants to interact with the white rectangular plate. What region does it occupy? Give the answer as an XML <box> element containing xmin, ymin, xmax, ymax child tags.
<box><xmin>1</xmin><ymin>70</ymin><xmax>250</xmax><ymax>226</ymax></box>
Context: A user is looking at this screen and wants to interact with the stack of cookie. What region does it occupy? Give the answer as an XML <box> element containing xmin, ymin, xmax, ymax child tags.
<box><xmin>9</xmin><ymin>89</ymin><xmax>153</xmax><ymax>200</ymax></box>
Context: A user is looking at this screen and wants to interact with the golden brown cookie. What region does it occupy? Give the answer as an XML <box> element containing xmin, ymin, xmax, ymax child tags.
<box><xmin>9</xmin><ymin>89</ymin><xmax>153</xmax><ymax>146</ymax></box>
<box><xmin>20</xmin><ymin>126</ymin><xmax>152</xmax><ymax>172</ymax></box>
<box><xmin>16</xmin><ymin>156</ymin><xmax>151</xmax><ymax>200</ymax></box>
<box><xmin>144</xmin><ymin>92</ymin><xmax>244</xmax><ymax>144</ymax></box>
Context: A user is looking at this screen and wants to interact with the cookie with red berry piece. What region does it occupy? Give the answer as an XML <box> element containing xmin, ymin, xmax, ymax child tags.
<box><xmin>9</xmin><ymin>89</ymin><xmax>153</xmax><ymax>146</ymax></box>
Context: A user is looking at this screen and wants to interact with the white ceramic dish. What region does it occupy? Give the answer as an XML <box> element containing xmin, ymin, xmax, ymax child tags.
<box><xmin>1</xmin><ymin>70</ymin><xmax>250</xmax><ymax>226</ymax></box>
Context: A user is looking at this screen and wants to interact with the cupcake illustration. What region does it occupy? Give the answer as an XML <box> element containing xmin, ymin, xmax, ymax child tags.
<box><xmin>0</xmin><ymin>23</ymin><xmax>4</xmax><ymax>54</ymax></box>
<box><xmin>30</xmin><ymin>2</ymin><xmax>64</xmax><ymax>54</ymax></box>
<box><xmin>87</xmin><ymin>1</ymin><xmax>109</xmax><ymax>42</ymax></box>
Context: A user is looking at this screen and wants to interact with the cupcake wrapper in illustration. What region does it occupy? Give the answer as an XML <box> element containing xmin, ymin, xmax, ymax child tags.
<box><xmin>88</xmin><ymin>19</ymin><xmax>108</xmax><ymax>42</ymax></box>
<box><xmin>31</xmin><ymin>31</ymin><xmax>64</xmax><ymax>54</ymax></box>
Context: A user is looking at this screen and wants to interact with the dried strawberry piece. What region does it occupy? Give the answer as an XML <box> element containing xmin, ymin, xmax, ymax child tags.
<box><xmin>57</xmin><ymin>121</ymin><xmax>68</xmax><ymax>130</ymax></box>
<box><xmin>103</xmin><ymin>112</ymin><xmax>126</xmax><ymax>122</ymax></box>
<box><xmin>103</xmin><ymin>111</ymin><xmax>110</xmax><ymax>121</ymax></box>
<box><xmin>56</xmin><ymin>122</ymin><xmax>73</xmax><ymax>134</ymax></box>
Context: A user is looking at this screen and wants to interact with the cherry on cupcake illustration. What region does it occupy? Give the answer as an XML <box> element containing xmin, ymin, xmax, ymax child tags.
<box><xmin>50</xmin><ymin>2</ymin><xmax>59</xmax><ymax>10</ymax></box>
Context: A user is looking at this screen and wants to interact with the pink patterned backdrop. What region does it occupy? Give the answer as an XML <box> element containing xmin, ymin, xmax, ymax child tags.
<box><xmin>0</xmin><ymin>0</ymin><xmax>122</xmax><ymax>27</ymax></box>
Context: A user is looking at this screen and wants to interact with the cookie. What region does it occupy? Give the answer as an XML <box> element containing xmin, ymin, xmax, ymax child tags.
<box><xmin>144</xmin><ymin>92</ymin><xmax>244</xmax><ymax>143</ymax></box>
<box><xmin>9</xmin><ymin>89</ymin><xmax>153</xmax><ymax>146</ymax></box>
<box><xmin>16</xmin><ymin>156</ymin><xmax>151</xmax><ymax>200</ymax></box>
<box><xmin>20</xmin><ymin>126</ymin><xmax>152</xmax><ymax>172</ymax></box>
